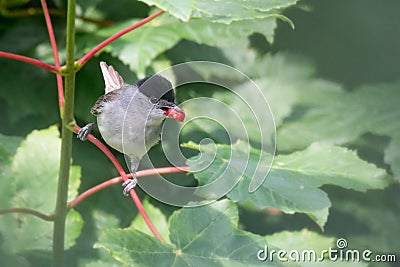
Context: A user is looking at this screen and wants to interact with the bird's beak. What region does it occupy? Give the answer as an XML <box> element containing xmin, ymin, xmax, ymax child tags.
<box><xmin>165</xmin><ymin>105</ymin><xmax>185</xmax><ymax>122</ymax></box>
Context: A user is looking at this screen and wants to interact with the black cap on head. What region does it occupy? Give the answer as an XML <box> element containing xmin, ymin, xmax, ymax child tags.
<box><xmin>136</xmin><ymin>75</ymin><xmax>175</xmax><ymax>103</ymax></box>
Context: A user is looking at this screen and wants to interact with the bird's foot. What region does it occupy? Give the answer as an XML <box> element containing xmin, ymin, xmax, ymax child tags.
<box><xmin>122</xmin><ymin>177</ymin><xmax>138</xmax><ymax>196</ymax></box>
<box><xmin>77</xmin><ymin>123</ymin><xmax>95</xmax><ymax>141</ymax></box>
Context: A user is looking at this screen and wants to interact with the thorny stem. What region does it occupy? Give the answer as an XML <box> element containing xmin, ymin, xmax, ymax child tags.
<box><xmin>52</xmin><ymin>0</ymin><xmax>76</xmax><ymax>265</ymax></box>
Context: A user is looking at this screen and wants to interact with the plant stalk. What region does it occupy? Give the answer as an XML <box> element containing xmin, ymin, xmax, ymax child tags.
<box><xmin>53</xmin><ymin>0</ymin><xmax>76</xmax><ymax>266</ymax></box>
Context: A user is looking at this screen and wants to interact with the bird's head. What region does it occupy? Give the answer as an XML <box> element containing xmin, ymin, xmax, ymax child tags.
<box><xmin>137</xmin><ymin>75</ymin><xmax>185</xmax><ymax>122</ymax></box>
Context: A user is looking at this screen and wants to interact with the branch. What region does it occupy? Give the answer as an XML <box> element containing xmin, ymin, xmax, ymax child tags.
<box><xmin>0</xmin><ymin>208</ymin><xmax>54</xmax><ymax>221</ymax></box>
<box><xmin>76</xmin><ymin>9</ymin><xmax>164</xmax><ymax>68</ymax></box>
<box><xmin>0</xmin><ymin>51</ymin><xmax>60</xmax><ymax>73</ymax></box>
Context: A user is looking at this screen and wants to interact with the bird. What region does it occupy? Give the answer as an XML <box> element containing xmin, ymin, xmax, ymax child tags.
<box><xmin>78</xmin><ymin>61</ymin><xmax>185</xmax><ymax>195</ymax></box>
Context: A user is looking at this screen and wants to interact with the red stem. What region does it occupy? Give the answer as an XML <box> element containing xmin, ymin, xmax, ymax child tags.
<box><xmin>130</xmin><ymin>189</ymin><xmax>164</xmax><ymax>241</ymax></box>
<box><xmin>68</xmin><ymin>166</ymin><xmax>190</xmax><ymax>208</ymax></box>
<box><xmin>41</xmin><ymin>0</ymin><xmax>65</xmax><ymax>111</ymax></box>
<box><xmin>76</xmin><ymin>9</ymin><xmax>164</xmax><ymax>67</ymax></box>
<box><xmin>69</xmin><ymin>165</ymin><xmax>189</xmax><ymax>242</ymax></box>
<box><xmin>69</xmin><ymin>176</ymin><xmax>124</xmax><ymax>208</ymax></box>
<box><xmin>72</xmin><ymin>126</ymin><xmax>171</xmax><ymax>242</ymax></box>
<box><xmin>72</xmin><ymin>126</ymin><xmax>127</xmax><ymax>177</ymax></box>
<box><xmin>0</xmin><ymin>51</ymin><xmax>59</xmax><ymax>73</ymax></box>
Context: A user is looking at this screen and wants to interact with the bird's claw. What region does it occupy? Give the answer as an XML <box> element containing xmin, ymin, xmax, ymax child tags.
<box><xmin>122</xmin><ymin>177</ymin><xmax>138</xmax><ymax>196</ymax></box>
<box><xmin>77</xmin><ymin>123</ymin><xmax>94</xmax><ymax>141</ymax></box>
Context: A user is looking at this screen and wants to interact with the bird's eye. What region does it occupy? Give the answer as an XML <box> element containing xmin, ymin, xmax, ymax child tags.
<box><xmin>149</xmin><ymin>96</ymin><xmax>158</xmax><ymax>104</ymax></box>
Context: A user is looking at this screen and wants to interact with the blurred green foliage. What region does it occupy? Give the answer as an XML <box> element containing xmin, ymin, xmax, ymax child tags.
<box><xmin>0</xmin><ymin>0</ymin><xmax>399</xmax><ymax>266</ymax></box>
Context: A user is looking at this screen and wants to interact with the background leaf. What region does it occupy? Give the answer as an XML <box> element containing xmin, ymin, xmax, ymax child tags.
<box><xmin>267</xmin><ymin>229</ymin><xmax>335</xmax><ymax>254</ymax></box>
<box><xmin>76</xmin><ymin>14</ymin><xmax>279</xmax><ymax>77</ymax></box>
<box><xmin>0</xmin><ymin>134</ymin><xmax>22</xmax><ymax>209</ymax></box>
<box><xmin>96</xmin><ymin>199</ymin><xmax>285</xmax><ymax>266</ymax></box>
<box><xmin>187</xmin><ymin>141</ymin><xmax>393</xmax><ymax>228</ymax></box>
<box><xmin>0</xmin><ymin>126</ymin><xmax>83</xmax><ymax>253</ymax></box>
<box><xmin>1</xmin><ymin>0</ymin><xmax>399</xmax><ymax>266</ymax></box>
<box><xmin>277</xmin><ymin>82</ymin><xmax>400</xmax><ymax>151</ymax></box>
<box><xmin>138</xmin><ymin>0</ymin><xmax>194</xmax><ymax>21</ymax></box>
<box><xmin>139</xmin><ymin>0</ymin><xmax>298</xmax><ymax>23</ymax></box>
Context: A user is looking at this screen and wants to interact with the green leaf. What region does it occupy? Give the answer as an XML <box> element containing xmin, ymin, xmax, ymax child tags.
<box><xmin>84</xmin><ymin>260</ymin><xmax>120</xmax><ymax>267</ymax></box>
<box><xmin>193</xmin><ymin>0</ymin><xmax>296</xmax><ymax>25</ymax></box>
<box><xmin>96</xmin><ymin>200</ymin><xmax>284</xmax><ymax>266</ymax></box>
<box><xmin>277</xmin><ymin>82</ymin><xmax>400</xmax><ymax>151</ymax></box>
<box><xmin>271</xmin><ymin>143</ymin><xmax>392</xmax><ymax>191</ymax></box>
<box><xmin>277</xmin><ymin>81</ymin><xmax>400</xmax><ymax>182</ymax></box>
<box><xmin>186</xmin><ymin>142</ymin><xmax>392</xmax><ymax>228</ymax></box>
<box><xmin>266</xmin><ymin>229</ymin><xmax>335</xmax><ymax>254</ymax></box>
<box><xmin>95</xmin><ymin>229</ymin><xmax>174</xmax><ymax>266</ymax></box>
<box><xmin>76</xmin><ymin>15</ymin><xmax>278</xmax><ymax>76</ymax></box>
<box><xmin>139</xmin><ymin>0</ymin><xmax>298</xmax><ymax>23</ymax></box>
<box><xmin>183</xmin><ymin>76</ymin><xmax>297</xmax><ymax>148</ymax></box>
<box><xmin>181</xmin><ymin>17</ymin><xmax>277</xmax><ymax>48</ymax></box>
<box><xmin>66</xmin><ymin>209</ymin><xmax>84</xmax><ymax>249</ymax></box>
<box><xmin>183</xmin><ymin>53</ymin><xmax>316</xmax><ymax>146</ymax></box>
<box><xmin>0</xmin><ymin>134</ymin><xmax>22</xmax><ymax>209</ymax></box>
<box><xmin>218</xmin><ymin>52</ymin><xmax>399</xmax><ymax>182</ymax></box>
<box><xmin>76</xmin><ymin>18</ymin><xmax>181</xmax><ymax>78</ymax></box>
<box><xmin>11</xmin><ymin>126</ymin><xmax>81</xmax><ymax>212</ymax></box>
<box><xmin>139</xmin><ymin>0</ymin><xmax>195</xmax><ymax>21</ymax></box>
<box><xmin>0</xmin><ymin>126</ymin><xmax>83</xmax><ymax>252</ymax></box>
<box><xmin>129</xmin><ymin>198</ymin><xmax>170</xmax><ymax>243</ymax></box>
<box><xmin>81</xmin><ymin>210</ymin><xmax>120</xmax><ymax>267</ymax></box>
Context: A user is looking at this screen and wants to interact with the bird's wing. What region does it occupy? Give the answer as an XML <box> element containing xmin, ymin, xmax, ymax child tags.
<box><xmin>100</xmin><ymin>61</ymin><xmax>124</xmax><ymax>94</ymax></box>
<box><xmin>90</xmin><ymin>90</ymin><xmax>120</xmax><ymax>115</ymax></box>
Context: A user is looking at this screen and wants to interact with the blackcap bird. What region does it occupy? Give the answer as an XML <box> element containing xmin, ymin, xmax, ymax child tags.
<box><xmin>78</xmin><ymin>62</ymin><xmax>185</xmax><ymax>195</ymax></box>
